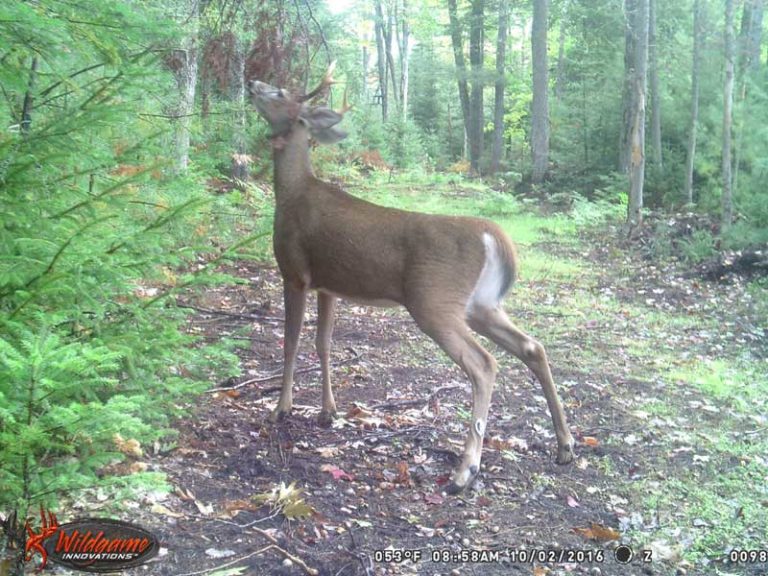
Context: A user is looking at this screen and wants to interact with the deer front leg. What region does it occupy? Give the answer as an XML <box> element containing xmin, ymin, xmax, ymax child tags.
<box><xmin>316</xmin><ymin>291</ymin><xmax>337</xmax><ymax>426</ymax></box>
<box><xmin>271</xmin><ymin>283</ymin><xmax>307</xmax><ymax>422</ymax></box>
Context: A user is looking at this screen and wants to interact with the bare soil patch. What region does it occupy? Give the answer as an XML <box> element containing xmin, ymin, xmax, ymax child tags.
<box><xmin>127</xmin><ymin>227</ymin><xmax>764</xmax><ymax>576</ymax></box>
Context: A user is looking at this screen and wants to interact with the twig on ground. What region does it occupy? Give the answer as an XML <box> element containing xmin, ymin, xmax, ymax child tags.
<box><xmin>177</xmin><ymin>302</ymin><xmax>285</xmax><ymax>323</ymax></box>
<box><xmin>173</xmin><ymin>538</ymin><xmax>319</xmax><ymax>576</ymax></box>
<box><xmin>250</xmin><ymin>527</ymin><xmax>319</xmax><ymax>575</ymax></box>
<box><xmin>173</xmin><ymin>536</ymin><xmax>319</xmax><ymax>575</ymax></box>
<box><xmin>369</xmin><ymin>384</ymin><xmax>463</xmax><ymax>411</ymax></box>
<box><xmin>208</xmin><ymin>349</ymin><xmax>363</xmax><ymax>393</ymax></box>
<box><xmin>361</xmin><ymin>426</ymin><xmax>437</xmax><ymax>445</ymax></box>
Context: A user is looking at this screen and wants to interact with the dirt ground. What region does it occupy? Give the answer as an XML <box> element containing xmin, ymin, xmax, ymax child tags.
<box><xmin>125</xmin><ymin>225</ymin><xmax>765</xmax><ymax>576</ymax></box>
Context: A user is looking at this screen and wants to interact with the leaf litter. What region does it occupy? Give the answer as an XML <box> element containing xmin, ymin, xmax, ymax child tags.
<box><xmin>125</xmin><ymin>224</ymin><xmax>766</xmax><ymax>576</ymax></box>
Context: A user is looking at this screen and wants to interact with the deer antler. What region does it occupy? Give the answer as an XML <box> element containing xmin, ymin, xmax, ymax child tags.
<box><xmin>337</xmin><ymin>88</ymin><xmax>353</xmax><ymax>117</ymax></box>
<box><xmin>299</xmin><ymin>60</ymin><xmax>336</xmax><ymax>103</ymax></box>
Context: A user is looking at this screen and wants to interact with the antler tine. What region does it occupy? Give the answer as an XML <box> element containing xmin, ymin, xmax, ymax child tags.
<box><xmin>49</xmin><ymin>511</ymin><xmax>58</xmax><ymax>529</ymax></box>
<box><xmin>337</xmin><ymin>87</ymin><xmax>353</xmax><ymax>116</ymax></box>
<box><xmin>299</xmin><ymin>60</ymin><xmax>337</xmax><ymax>103</ymax></box>
<box><xmin>40</xmin><ymin>506</ymin><xmax>47</xmax><ymax>530</ymax></box>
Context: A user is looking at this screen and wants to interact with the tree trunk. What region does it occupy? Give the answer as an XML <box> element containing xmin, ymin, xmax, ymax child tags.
<box><xmin>733</xmin><ymin>0</ymin><xmax>764</xmax><ymax>195</ymax></box>
<box><xmin>722</xmin><ymin>0</ymin><xmax>735</xmax><ymax>228</ymax></box>
<box><xmin>619</xmin><ymin>0</ymin><xmax>637</xmax><ymax>174</ymax></box>
<box><xmin>531</xmin><ymin>0</ymin><xmax>550</xmax><ymax>184</ymax></box>
<box><xmin>648</xmin><ymin>0</ymin><xmax>662</xmax><ymax>170</ymax></box>
<box><xmin>169</xmin><ymin>46</ymin><xmax>198</xmax><ymax>174</ymax></box>
<box><xmin>683</xmin><ymin>0</ymin><xmax>701</xmax><ymax>205</ymax></box>
<box><xmin>167</xmin><ymin>0</ymin><xmax>200</xmax><ymax>175</ymax></box>
<box><xmin>447</xmin><ymin>0</ymin><xmax>471</xmax><ymax>152</ymax></box>
<box><xmin>374</xmin><ymin>0</ymin><xmax>388</xmax><ymax>120</ymax></box>
<box><xmin>399</xmin><ymin>0</ymin><xmax>410</xmax><ymax>120</ymax></box>
<box><xmin>555</xmin><ymin>1</ymin><xmax>568</xmax><ymax>102</ymax></box>
<box><xmin>490</xmin><ymin>0</ymin><xmax>508</xmax><ymax>174</ymax></box>
<box><xmin>627</xmin><ymin>0</ymin><xmax>648</xmax><ymax>228</ymax></box>
<box><xmin>469</xmin><ymin>0</ymin><xmax>485</xmax><ymax>174</ymax></box>
<box><xmin>362</xmin><ymin>44</ymin><xmax>369</xmax><ymax>102</ymax></box>
<box><xmin>385</xmin><ymin>7</ymin><xmax>399</xmax><ymax>110</ymax></box>
<box><xmin>230</xmin><ymin>37</ymin><xmax>248</xmax><ymax>188</ymax></box>
<box><xmin>20</xmin><ymin>57</ymin><xmax>38</xmax><ymax>134</ymax></box>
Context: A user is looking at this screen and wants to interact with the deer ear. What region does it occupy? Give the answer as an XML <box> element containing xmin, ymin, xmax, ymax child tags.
<box><xmin>311</xmin><ymin>126</ymin><xmax>348</xmax><ymax>144</ymax></box>
<box><xmin>300</xmin><ymin>106</ymin><xmax>344</xmax><ymax>130</ymax></box>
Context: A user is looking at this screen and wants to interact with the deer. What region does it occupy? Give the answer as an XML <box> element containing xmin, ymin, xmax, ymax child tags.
<box><xmin>249</xmin><ymin>64</ymin><xmax>575</xmax><ymax>494</ymax></box>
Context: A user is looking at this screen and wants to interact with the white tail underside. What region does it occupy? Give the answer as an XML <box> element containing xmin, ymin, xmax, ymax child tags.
<box><xmin>467</xmin><ymin>233</ymin><xmax>505</xmax><ymax>315</ymax></box>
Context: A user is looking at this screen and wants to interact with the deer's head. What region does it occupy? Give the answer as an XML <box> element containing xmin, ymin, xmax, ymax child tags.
<box><xmin>249</xmin><ymin>62</ymin><xmax>349</xmax><ymax>146</ymax></box>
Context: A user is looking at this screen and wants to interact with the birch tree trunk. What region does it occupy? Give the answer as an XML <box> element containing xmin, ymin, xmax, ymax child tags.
<box><xmin>648</xmin><ymin>0</ymin><xmax>662</xmax><ymax>170</ymax></box>
<box><xmin>733</xmin><ymin>0</ymin><xmax>764</xmax><ymax>194</ymax></box>
<box><xmin>447</xmin><ymin>0</ymin><xmax>471</xmax><ymax>154</ymax></box>
<box><xmin>490</xmin><ymin>0</ymin><xmax>508</xmax><ymax>174</ymax></box>
<box><xmin>531</xmin><ymin>0</ymin><xmax>550</xmax><ymax>184</ymax></box>
<box><xmin>230</xmin><ymin>37</ymin><xmax>248</xmax><ymax>188</ymax></box>
<box><xmin>619</xmin><ymin>0</ymin><xmax>637</xmax><ymax>174</ymax></box>
<box><xmin>385</xmin><ymin>8</ymin><xmax>399</xmax><ymax>110</ymax></box>
<box><xmin>683</xmin><ymin>0</ymin><xmax>702</xmax><ymax>204</ymax></box>
<box><xmin>399</xmin><ymin>0</ymin><xmax>410</xmax><ymax>120</ymax></box>
<box><xmin>555</xmin><ymin>1</ymin><xmax>568</xmax><ymax>102</ymax></box>
<box><xmin>627</xmin><ymin>0</ymin><xmax>648</xmax><ymax>228</ymax></box>
<box><xmin>167</xmin><ymin>0</ymin><xmax>200</xmax><ymax>175</ymax></box>
<box><xmin>374</xmin><ymin>0</ymin><xmax>389</xmax><ymax>120</ymax></box>
<box><xmin>722</xmin><ymin>0</ymin><xmax>735</xmax><ymax>228</ymax></box>
<box><xmin>469</xmin><ymin>0</ymin><xmax>485</xmax><ymax>174</ymax></box>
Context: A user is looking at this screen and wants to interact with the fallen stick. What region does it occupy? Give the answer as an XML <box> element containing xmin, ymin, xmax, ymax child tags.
<box><xmin>208</xmin><ymin>349</ymin><xmax>362</xmax><ymax>393</ymax></box>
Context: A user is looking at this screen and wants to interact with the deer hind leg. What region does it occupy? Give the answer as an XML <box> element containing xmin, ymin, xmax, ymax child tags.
<box><xmin>411</xmin><ymin>311</ymin><xmax>498</xmax><ymax>494</ymax></box>
<box><xmin>468</xmin><ymin>305</ymin><xmax>575</xmax><ymax>464</ymax></box>
<box><xmin>316</xmin><ymin>291</ymin><xmax>337</xmax><ymax>426</ymax></box>
<box><xmin>271</xmin><ymin>283</ymin><xmax>307</xmax><ymax>422</ymax></box>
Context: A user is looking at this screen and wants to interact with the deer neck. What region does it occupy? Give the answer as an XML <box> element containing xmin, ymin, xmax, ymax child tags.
<box><xmin>273</xmin><ymin>127</ymin><xmax>315</xmax><ymax>201</ymax></box>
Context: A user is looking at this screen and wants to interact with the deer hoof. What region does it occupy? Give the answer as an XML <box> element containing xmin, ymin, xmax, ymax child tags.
<box><xmin>445</xmin><ymin>465</ymin><xmax>480</xmax><ymax>495</ymax></box>
<box><xmin>556</xmin><ymin>440</ymin><xmax>576</xmax><ymax>464</ymax></box>
<box><xmin>317</xmin><ymin>410</ymin><xmax>337</xmax><ymax>427</ymax></box>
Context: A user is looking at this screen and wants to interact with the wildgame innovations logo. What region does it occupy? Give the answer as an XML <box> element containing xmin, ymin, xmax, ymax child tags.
<box><xmin>24</xmin><ymin>508</ymin><xmax>159</xmax><ymax>572</ymax></box>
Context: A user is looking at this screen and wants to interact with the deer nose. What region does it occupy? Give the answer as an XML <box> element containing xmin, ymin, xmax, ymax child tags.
<box><xmin>250</xmin><ymin>81</ymin><xmax>271</xmax><ymax>94</ymax></box>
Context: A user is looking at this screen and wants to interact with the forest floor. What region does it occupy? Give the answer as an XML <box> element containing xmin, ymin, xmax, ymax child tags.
<box><xmin>125</xmin><ymin>184</ymin><xmax>767</xmax><ymax>576</ymax></box>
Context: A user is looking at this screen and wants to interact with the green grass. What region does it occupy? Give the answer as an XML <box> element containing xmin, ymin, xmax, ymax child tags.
<box><xmin>254</xmin><ymin>176</ymin><xmax>768</xmax><ymax>571</ymax></box>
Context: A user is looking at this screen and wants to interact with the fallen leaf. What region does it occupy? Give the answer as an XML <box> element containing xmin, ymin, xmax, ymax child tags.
<box><xmin>283</xmin><ymin>499</ymin><xmax>314</xmax><ymax>520</ymax></box>
<box><xmin>572</xmin><ymin>523</ymin><xmax>620</xmax><ymax>542</ymax></box>
<box><xmin>150</xmin><ymin>503</ymin><xmax>183</xmax><ymax>518</ymax></box>
<box><xmin>315</xmin><ymin>445</ymin><xmax>341</xmax><ymax>458</ymax></box>
<box><xmin>566</xmin><ymin>494</ymin><xmax>580</xmax><ymax>508</ymax></box>
<box><xmin>396</xmin><ymin>461</ymin><xmax>411</xmax><ymax>485</ymax></box>
<box><xmin>195</xmin><ymin>500</ymin><xmax>214</xmax><ymax>516</ymax></box>
<box><xmin>205</xmin><ymin>548</ymin><xmax>236</xmax><ymax>559</ymax></box>
<box><xmin>424</xmin><ymin>493</ymin><xmax>444</xmax><ymax>505</ymax></box>
<box><xmin>320</xmin><ymin>464</ymin><xmax>355</xmax><ymax>481</ymax></box>
<box><xmin>220</xmin><ymin>499</ymin><xmax>261</xmax><ymax>518</ymax></box>
<box><xmin>209</xmin><ymin>569</ymin><xmax>247</xmax><ymax>576</ymax></box>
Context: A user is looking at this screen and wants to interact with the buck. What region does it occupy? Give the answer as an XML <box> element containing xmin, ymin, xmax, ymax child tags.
<box><xmin>249</xmin><ymin>65</ymin><xmax>575</xmax><ymax>494</ymax></box>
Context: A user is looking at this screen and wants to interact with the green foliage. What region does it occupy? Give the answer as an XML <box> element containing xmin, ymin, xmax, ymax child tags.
<box><xmin>678</xmin><ymin>229</ymin><xmax>717</xmax><ymax>263</ymax></box>
<box><xmin>0</xmin><ymin>0</ymin><xmax>243</xmax><ymax>514</ymax></box>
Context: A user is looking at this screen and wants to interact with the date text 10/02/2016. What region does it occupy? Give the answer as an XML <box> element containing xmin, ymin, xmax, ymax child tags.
<box><xmin>372</xmin><ymin>548</ymin><xmax>621</xmax><ymax>564</ymax></box>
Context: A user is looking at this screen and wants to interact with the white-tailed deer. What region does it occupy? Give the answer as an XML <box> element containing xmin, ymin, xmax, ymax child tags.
<box><xmin>249</xmin><ymin>64</ymin><xmax>575</xmax><ymax>494</ymax></box>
